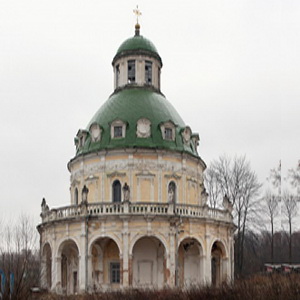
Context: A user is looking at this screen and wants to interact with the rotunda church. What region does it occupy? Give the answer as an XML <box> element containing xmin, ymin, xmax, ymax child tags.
<box><xmin>38</xmin><ymin>22</ymin><xmax>235</xmax><ymax>294</ymax></box>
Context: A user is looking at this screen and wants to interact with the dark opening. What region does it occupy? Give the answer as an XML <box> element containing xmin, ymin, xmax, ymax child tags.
<box><xmin>128</xmin><ymin>60</ymin><xmax>136</xmax><ymax>83</ymax></box>
<box><xmin>112</xmin><ymin>180</ymin><xmax>121</xmax><ymax>203</ymax></box>
<box><xmin>145</xmin><ymin>61</ymin><xmax>152</xmax><ymax>84</ymax></box>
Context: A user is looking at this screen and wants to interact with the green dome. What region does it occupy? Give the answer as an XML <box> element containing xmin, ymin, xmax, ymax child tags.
<box><xmin>113</xmin><ymin>35</ymin><xmax>162</xmax><ymax>64</ymax></box>
<box><xmin>117</xmin><ymin>35</ymin><xmax>158</xmax><ymax>55</ymax></box>
<box><xmin>76</xmin><ymin>87</ymin><xmax>199</xmax><ymax>157</ymax></box>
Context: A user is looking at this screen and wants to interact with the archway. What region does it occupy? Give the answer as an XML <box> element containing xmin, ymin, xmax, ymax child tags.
<box><xmin>132</xmin><ymin>236</ymin><xmax>166</xmax><ymax>288</ymax></box>
<box><xmin>42</xmin><ymin>243</ymin><xmax>52</xmax><ymax>290</ymax></box>
<box><xmin>59</xmin><ymin>240</ymin><xmax>79</xmax><ymax>294</ymax></box>
<box><xmin>211</xmin><ymin>241</ymin><xmax>226</xmax><ymax>287</ymax></box>
<box><xmin>90</xmin><ymin>238</ymin><xmax>121</xmax><ymax>289</ymax></box>
<box><xmin>178</xmin><ymin>238</ymin><xmax>202</xmax><ymax>286</ymax></box>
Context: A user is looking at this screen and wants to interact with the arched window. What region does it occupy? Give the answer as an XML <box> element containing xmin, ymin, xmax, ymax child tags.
<box><xmin>168</xmin><ymin>181</ymin><xmax>176</xmax><ymax>203</ymax></box>
<box><xmin>74</xmin><ymin>188</ymin><xmax>78</xmax><ymax>205</ymax></box>
<box><xmin>112</xmin><ymin>180</ymin><xmax>121</xmax><ymax>203</ymax></box>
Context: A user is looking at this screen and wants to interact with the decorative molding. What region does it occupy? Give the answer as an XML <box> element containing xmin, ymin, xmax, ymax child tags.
<box><xmin>106</xmin><ymin>171</ymin><xmax>126</xmax><ymax>178</ymax></box>
<box><xmin>71</xmin><ymin>179</ymin><xmax>80</xmax><ymax>187</ymax></box>
<box><xmin>187</xmin><ymin>177</ymin><xmax>198</xmax><ymax>184</ymax></box>
<box><xmin>85</xmin><ymin>175</ymin><xmax>99</xmax><ymax>182</ymax></box>
<box><xmin>164</xmin><ymin>173</ymin><xmax>181</xmax><ymax>180</ymax></box>
<box><xmin>136</xmin><ymin>118</ymin><xmax>151</xmax><ymax>138</ymax></box>
<box><xmin>136</xmin><ymin>170</ymin><xmax>155</xmax><ymax>177</ymax></box>
<box><xmin>89</xmin><ymin>122</ymin><xmax>102</xmax><ymax>142</ymax></box>
<box><xmin>181</xmin><ymin>126</ymin><xmax>192</xmax><ymax>145</ymax></box>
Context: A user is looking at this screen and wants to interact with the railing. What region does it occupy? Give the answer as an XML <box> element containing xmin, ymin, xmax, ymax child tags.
<box><xmin>40</xmin><ymin>202</ymin><xmax>232</xmax><ymax>224</ymax></box>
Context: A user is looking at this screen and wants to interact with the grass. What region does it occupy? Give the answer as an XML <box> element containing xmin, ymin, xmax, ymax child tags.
<box><xmin>33</xmin><ymin>274</ymin><xmax>300</xmax><ymax>300</ymax></box>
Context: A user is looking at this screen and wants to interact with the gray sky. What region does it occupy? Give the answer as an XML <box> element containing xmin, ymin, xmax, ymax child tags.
<box><xmin>0</xmin><ymin>0</ymin><xmax>299</xmax><ymax>226</ymax></box>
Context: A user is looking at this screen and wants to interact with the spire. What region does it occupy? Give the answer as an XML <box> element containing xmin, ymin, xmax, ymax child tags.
<box><xmin>133</xmin><ymin>5</ymin><xmax>142</xmax><ymax>36</ymax></box>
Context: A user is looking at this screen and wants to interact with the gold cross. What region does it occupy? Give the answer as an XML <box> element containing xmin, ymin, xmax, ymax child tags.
<box><xmin>133</xmin><ymin>5</ymin><xmax>142</xmax><ymax>24</ymax></box>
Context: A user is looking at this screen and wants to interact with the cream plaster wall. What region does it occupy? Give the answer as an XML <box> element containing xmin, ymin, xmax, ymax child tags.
<box><xmin>39</xmin><ymin>211</ymin><xmax>234</xmax><ymax>293</ymax></box>
<box><xmin>69</xmin><ymin>149</ymin><xmax>205</xmax><ymax>206</ymax></box>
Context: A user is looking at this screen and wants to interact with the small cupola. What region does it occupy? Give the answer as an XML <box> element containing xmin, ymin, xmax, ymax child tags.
<box><xmin>112</xmin><ymin>20</ymin><xmax>162</xmax><ymax>92</ymax></box>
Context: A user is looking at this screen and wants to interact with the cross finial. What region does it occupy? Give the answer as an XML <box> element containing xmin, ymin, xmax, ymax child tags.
<box><xmin>133</xmin><ymin>5</ymin><xmax>142</xmax><ymax>25</ymax></box>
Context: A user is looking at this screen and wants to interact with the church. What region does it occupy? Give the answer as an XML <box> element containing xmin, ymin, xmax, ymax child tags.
<box><xmin>38</xmin><ymin>15</ymin><xmax>235</xmax><ymax>294</ymax></box>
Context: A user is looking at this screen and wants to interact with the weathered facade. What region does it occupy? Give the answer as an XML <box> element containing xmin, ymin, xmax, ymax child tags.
<box><xmin>38</xmin><ymin>22</ymin><xmax>235</xmax><ymax>294</ymax></box>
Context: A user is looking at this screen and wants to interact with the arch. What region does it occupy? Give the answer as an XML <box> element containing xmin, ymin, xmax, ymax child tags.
<box><xmin>178</xmin><ymin>237</ymin><xmax>203</xmax><ymax>287</ymax></box>
<box><xmin>89</xmin><ymin>237</ymin><xmax>121</xmax><ymax>288</ymax></box>
<box><xmin>88</xmin><ymin>234</ymin><xmax>122</xmax><ymax>257</ymax></box>
<box><xmin>209</xmin><ymin>239</ymin><xmax>228</xmax><ymax>258</ymax></box>
<box><xmin>74</xmin><ymin>188</ymin><xmax>79</xmax><ymax>205</ymax></box>
<box><xmin>112</xmin><ymin>180</ymin><xmax>121</xmax><ymax>203</ymax></box>
<box><xmin>42</xmin><ymin>243</ymin><xmax>52</xmax><ymax>290</ymax></box>
<box><xmin>178</xmin><ymin>235</ymin><xmax>205</xmax><ymax>253</ymax></box>
<box><xmin>58</xmin><ymin>239</ymin><xmax>80</xmax><ymax>294</ymax></box>
<box><xmin>211</xmin><ymin>240</ymin><xmax>227</xmax><ymax>287</ymax></box>
<box><xmin>168</xmin><ymin>181</ymin><xmax>177</xmax><ymax>203</ymax></box>
<box><xmin>131</xmin><ymin>236</ymin><xmax>167</xmax><ymax>288</ymax></box>
<box><xmin>129</xmin><ymin>233</ymin><xmax>169</xmax><ymax>257</ymax></box>
<box><xmin>56</xmin><ymin>237</ymin><xmax>81</xmax><ymax>257</ymax></box>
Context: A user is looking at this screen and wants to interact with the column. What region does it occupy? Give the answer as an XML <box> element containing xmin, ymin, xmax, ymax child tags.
<box><xmin>169</xmin><ymin>231</ymin><xmax>176</xmax><ymax>286</ymax></box>
<box><xmin>122</xmin><ymin>220</ymin><xmax>129</xmax><ymax>286</ymax></box>
<box><xmin>79</xmin><ymin>221</ymin><xmax>87</xmax><ymax>292</ymax></box>
<box><xmin>54</xmin><ymin>256</ymin><xmax>62</xmax><ymax>293</ymax></box>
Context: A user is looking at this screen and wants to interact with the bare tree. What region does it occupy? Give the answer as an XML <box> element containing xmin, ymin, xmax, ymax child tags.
<box><xmin>282</xmin><ymin>190</ymin><xmax>297</xmax><ymax>263</ymax></box>
<box><xmin>263</xmin><ymin>162</ymin><xmax>281</xmax><ymax>263</ymax></box>
<box><xmin>0</xmin><ymin>215</ymin><xmax>39</xmax><ymax>299</ymax></box>
<box><xmin>268</xmin><ymin>160</ymin><xmax>282</xmax><ymax>197</ymax></box>
<box><xmin>263</xmin><ymin>190</ymin><xmax>279</xmax><ymax>263</ymax></box>
<box><xmin>288</xmin><ymin>160</ymin><xmax>300</xmax><ymax>198</ymax></box>
<box><xmin>204</xmin><ymin>168</ymin><xmax>221</xmax><ymax>209</ymax></box>
<box><xmin>205</xmin><ymin>155</ymin><xmax>262</xmax><ymax>276</ymax></box>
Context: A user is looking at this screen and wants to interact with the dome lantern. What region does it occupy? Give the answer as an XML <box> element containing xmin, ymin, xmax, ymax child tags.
<box><xmin>112</xmin><ymin>14</ymin><xmax>162</xmax><ymax>91</ymax></box>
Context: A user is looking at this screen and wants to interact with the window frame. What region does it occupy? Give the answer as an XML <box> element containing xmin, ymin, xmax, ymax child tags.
<box><xmin>160</xmin><ymin>121</ymin><xmax>176</xmax><ymax>141</ymax></box>
<box><xmin>145</xmin><ymin>60</ymin><xmax>152</xmax><ymax>84</ymax></box>
<box><xmin>112</xmin><ymin>180</ymin><xmax>122</xmax><ymax>203</ymax></box>
<box><xmin>111</xmin><ymin>120</ymin><xmax>126</xmax><ymax>139</ymax></box>
<box><xmin>110</xmin><ymin>262</ymin><xmax>120</xmax><ymax>284</ymax></box>
<box><xmin>127</xmin><ymin>60</ymin><xmax>136</xmax><ymax>83</ymax></box>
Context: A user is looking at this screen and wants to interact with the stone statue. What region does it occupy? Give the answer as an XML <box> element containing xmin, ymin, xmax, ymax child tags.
<box><xmin>201</xmin><ymin>187</ymin><xmax>208</xmax><ymax>206</ymax></box>
<box><xmin>123</xmin><ymin>183</ymin><xmax>130</xmax><ymax>202</ymax></box>
<box><xmin>168</xmin><ymin>185</ymin><xmax>175</xmax><ymax>203</ymax></box>
<box><xmin>41</xmin><ymin>198</ymin><xmax>49</xmax><ymax>214</ymax></box>
<box><xmin>222</xmin><ymin>194</ymin><xmax>233</xmax><ymax>213</ymax></box>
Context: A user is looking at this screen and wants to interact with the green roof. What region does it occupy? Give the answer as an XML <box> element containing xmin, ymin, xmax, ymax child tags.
<box><xmin>113</xmin><ymin>35</ymin><xmax>162</xmax><ymax>64</ymax></box>
<box><xmin>75</xmin><ymin>87</ymin><xmax>199</xmax><ymax>158</ymax></box>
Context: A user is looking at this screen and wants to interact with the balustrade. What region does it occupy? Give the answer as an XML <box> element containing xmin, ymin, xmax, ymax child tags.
<box><xmin>41</xmin><ymin>201</ymin><xmax>231</xmax><ymax>224</ymax></box>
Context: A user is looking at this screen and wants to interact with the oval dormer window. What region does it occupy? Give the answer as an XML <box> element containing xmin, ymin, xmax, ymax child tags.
<box><xmin>89</xmin><ymin>123</ymin><xmax>102</xmax><ymax>142</ymax></box>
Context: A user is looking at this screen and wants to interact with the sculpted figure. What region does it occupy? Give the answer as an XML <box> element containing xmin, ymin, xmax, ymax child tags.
<box><xmin>168</xmin><ymin>185</ymin><xmax>175</xmax><ymax>203</ymax></box>
<box><xmin>123</xmin><ymin>182</ymin><xmax>130</xmax><ymax>202</ymax></box>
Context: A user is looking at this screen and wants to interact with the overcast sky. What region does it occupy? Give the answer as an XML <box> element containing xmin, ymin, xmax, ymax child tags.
<box><xmin>0</xmin><ymin>0</ymin><xmax>299</xmax><ymax>226</ymax></box>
